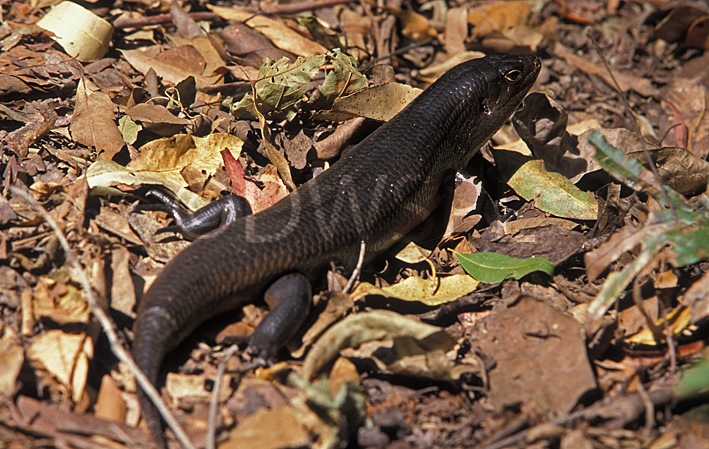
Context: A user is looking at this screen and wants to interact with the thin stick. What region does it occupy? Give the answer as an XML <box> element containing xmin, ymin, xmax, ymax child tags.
<box><xmin>207</xmin><ymin>344</ymin><xmax>240</xmax><ymax>449</ymax></box>
<box><xmin>9</xmin><ymin>185</ymin><xmax>196</xmax><ymax>449</ymax></box>
<box><xmin>343</xmin><ymin>240</ymin><xmax>366</xmax><ymax>293</ymax></box>
<box><xmin>113</xmin><ymin>0</ymin><xmax>355</xmax><ymax>29</ymax></box>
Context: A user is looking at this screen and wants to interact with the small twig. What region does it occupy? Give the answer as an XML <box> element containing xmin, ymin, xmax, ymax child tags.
<box><xmin>207</xmin><ymin>344</ymin><xmax>241</xmax><ymax>449</ymax></box>
<box><xmin>635</xmin><ymin>380</ymin><xmax>655</xmax><ymax>439</ymax></box>
<box><xmin>9</xmin><ymin>185</ymin><xmax>196</xmax><ymax>449</ymax></box>
<box><xmin>343</xmin><ymin>240</ymin><xmax>366</xmax><ymax>293</ymax></box>
<box><xmin>479</xmin><ymin>386</ymin><xmax>674</xmax><ymax>449</ymax></box>
<box><xmin>113</xmin><ymin>12</ymin><xmax>219</xmax><ymax>30</ymax></box>
<box><xmin>664</xmin><ymin>317</ymin><xmax>678</xmax><ymax>375</ymax></box>
<box><xmin>588</xmin><ymin>33</ymin><xmax>676</xmax><ymax>220</ymax></box>
<box><xmin>113</xmin><ymin>0</ymin><xmax>355</xmax><ymax>30</ymax></box>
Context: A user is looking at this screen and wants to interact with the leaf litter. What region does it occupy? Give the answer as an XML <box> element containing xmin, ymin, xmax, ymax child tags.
<box><xmin>1</xmin><ymin>0</ymin><xmax>709</xmax><ymax>448</ymax></box>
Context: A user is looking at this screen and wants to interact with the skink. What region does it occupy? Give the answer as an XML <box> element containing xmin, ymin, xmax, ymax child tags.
<box><xmin>132</xmin><ymin>53</ymin><xmax>541</xmax><ymax>447</ymax></box>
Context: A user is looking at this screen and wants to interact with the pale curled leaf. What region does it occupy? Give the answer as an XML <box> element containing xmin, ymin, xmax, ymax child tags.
<box><xmin>37</xmin><ymin>1</ymin><xmax>113</xmax><ymax>62</ymax></box>
<box><xmin>393</xmin><ymin>241</ymin><xmax>432</xmax><ymax>264</ymax></box>
<box><xmin>117</xmin><ymin>115</ymin><xmax>141</xmax><ymax>145</ymax></box>
<box><xmin>86</xmin><ymin>160</ymin><xmax>208</xmax><ymax>210</ymax></box>
<box><xmin>303</xmin><ymin>310</ymin><xmax>454</xmax><ymax>379</ymax></box>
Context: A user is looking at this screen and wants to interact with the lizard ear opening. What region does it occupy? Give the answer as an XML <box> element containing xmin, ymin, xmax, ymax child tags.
<box><xmin>481</xmin><ymin>98</ymin><xmax>492</xmax><ymax>115</ymax></box>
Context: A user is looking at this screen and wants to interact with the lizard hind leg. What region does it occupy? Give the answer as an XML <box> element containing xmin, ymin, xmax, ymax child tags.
<box><xmin>247</xmin><ymin>272</ymin><xmax>312</xmax><ymax>363</ymax></box>
<box><xmin>135</xmin><ymin>189</ymin><xmax>253</xmax><ymax>240</ymax></box>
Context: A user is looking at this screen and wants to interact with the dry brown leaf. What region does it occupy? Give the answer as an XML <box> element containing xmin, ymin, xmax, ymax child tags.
<box><xmin>444</xmin><ymin>7</ymin><xmax>469</xmax><ymax>55</ymax></box>
<box><xmin>0</xmin><ymin>327</ymin><xmax>24</xmax><ymax>396</ymax></box>
<box><xmin>503</xmin><ymin>217</ymin><xmax>579</xmax><ymax>235</ymax></box>
<box><xmin>14</xmin><ymin>395</ymin><xmax>147</xmax><ymax>443</ymax></box>
<box><xmin>443</xmin><ymin>175</ymin><xmax>482</xmax><ymax>240</ymax></box>
<box><xmin>208</xmin><ymin>5</ymin><xmax>327</xmax><ymax>57</ymax></box>
<box><xmin>109</xmin><ymin>245</ymin><xmax>137</xmax><ymax>317</ymax></box>
<box><xmin>384</xmin><ymin>6</ymin><xmax>438</xmax><ymax>40</ymax></box>
<box><xmin>467</xmin><ymin>1</ymin><xmax>530</xmax><ymax>38</ymax></box>
<box><xmin>322</xmin><ymin>82</ymin><xmax>422</xmax><ymax>122</ymax></box>
<box><xmin>32</xmin><ymin>276</ymin><xmax>90</xmax><ymax>324</ymax></box>
<box><xmin>338</xmin><ymin>8</ymin><xmax>370</xmax><ymax>62</ymax></box>
<box><xmin>155</xmin><ymin>45</ymin><xmax>206</xmax><ymax>74</ymax></box>
<box><xmin>174</xmin><ymin>35</ymin><xmax>225</xmax><ymax>76</ymax></box>
<box><xmin>120</xmin><ymin>48</ymin><xmax>220</xmax><ymax>87</ymax></box>
<box><xmin>95</xmin><ymin>374</ymin><xmax>127</xmax><ymax>422</ymax></box>
<box><xmin>125</xmin><ymin>103</ymin><xmax>191</xmax><ymax>137</ymax></box>
<box><xmin>327</xmin><ymin>357</ymin><xmax>361</xmax><ymax>398</ymax></box>
<box><xmin>219</xmin><ymin>23</ymin><xmax>297</xmax><ymax>69</ymax></box>
<box><xmin>584</xmin><ymin>224</ymin><xmax>645</xmax><ymax>282</ymax></box>
<box><xmin>661</xmin><ymin>78</ymin><xmax>709</xmax><ymax>159</ymax></box>
<box><xmin>554</xmin><ymin>43</ymin><xmax>660</xmax><ymax>97</ymax></box>
<box><xmin>70</xmin><ymin>79</ymin><xmax>125</xmax><ymax>160</ymax></box>
<box><xmin>475</xmin><ymin>296</ymin><xmax>597</xmax><ymax>416</ymax></box>
<box><xmin>221</xmin><ymin>405</ymin><xmax>309</xmax><ymax>449</ymax></box>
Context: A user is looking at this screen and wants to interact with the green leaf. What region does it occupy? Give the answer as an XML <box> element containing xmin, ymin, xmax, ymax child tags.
<box><xmin>227</xmin><ymin>50</ymin><xmax>366</xmax><ymax>121</ymax></box>
<box><xmin>674</xmin><ymin>356</ymin><xmax>709</xmax><ymax>398</ymax></box>
<box><xmin>318</xmin><ymin>49</ymin><xmax>367</xmax><ymax>102</ymax></box>
<box><xmin>231</xmin><ymin>54</ymin><xmax>327</xmax><ymax>120</ymax></box>
<box><xmin>507</xmin><ymin>159</ymin><xmax>598</xmax><ymax>220</ymax></box>
<box><xmin>455</xmin><ymin>252</ymin><xmax>554</xmax><ymax>284</ymax></box>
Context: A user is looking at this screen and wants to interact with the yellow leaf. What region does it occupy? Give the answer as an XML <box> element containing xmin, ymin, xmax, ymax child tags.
<box><xmin>626</xmin><ymin>306</ymin><xmax>694</xmax><ymax>346</ymax></box>
<box><xmin>351</xmin><ymin>274</ymin><xmax>478</xmax><ymax>306</ymax></box>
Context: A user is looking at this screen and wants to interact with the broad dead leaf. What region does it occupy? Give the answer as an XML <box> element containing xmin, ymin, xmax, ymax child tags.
<box><xmin>303</xmin><ymin>310</ymin><xmax>454</xmax><ymax>380</ymax></box>
<box><xmin>70</xmin><ymin>79</ymin><xmax>125</xmax><ymax>160</ymax></box>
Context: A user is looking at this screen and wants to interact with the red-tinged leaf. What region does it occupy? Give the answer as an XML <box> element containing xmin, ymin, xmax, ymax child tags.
<box><xmin>221</xmin><ymin>149</ymin><xmax>272</xmax><ymax>213</ymax></box>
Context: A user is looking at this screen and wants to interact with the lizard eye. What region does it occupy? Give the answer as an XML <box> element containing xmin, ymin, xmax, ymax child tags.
<box><xmin>504</xmin><ymin>68</ymin><xmax>522</xmax><ymax>83</ymax></box>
